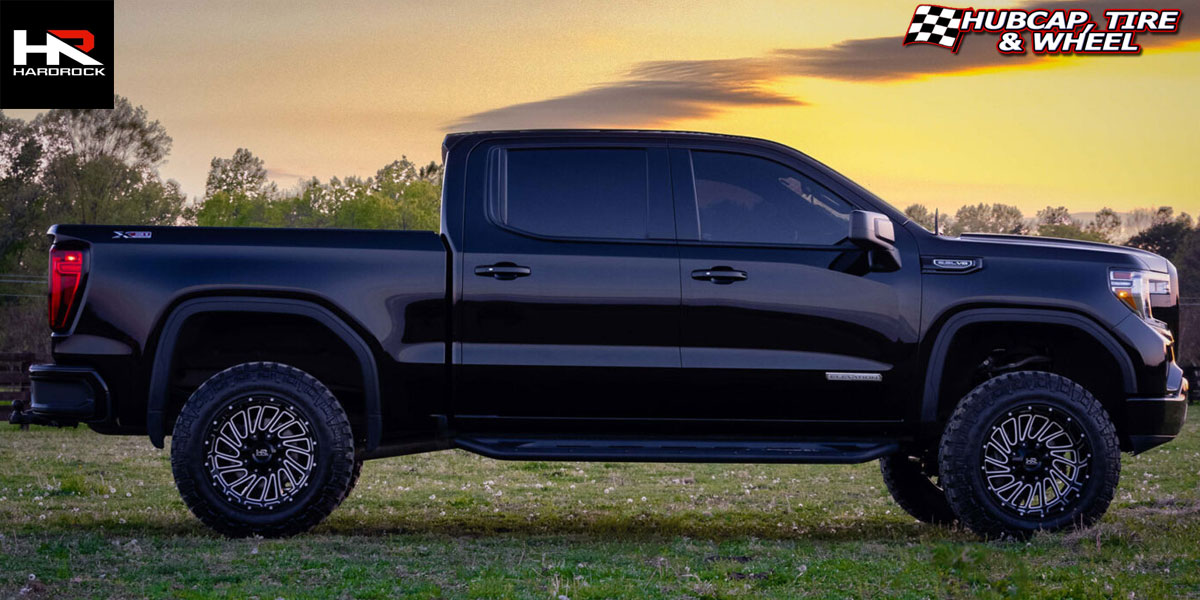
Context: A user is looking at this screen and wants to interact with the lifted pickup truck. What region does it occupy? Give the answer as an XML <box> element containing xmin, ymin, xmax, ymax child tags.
<box><xmin>27</xmin><ymin>130</ymin><xmax>1187</xmax><ymax>539</ymax></box>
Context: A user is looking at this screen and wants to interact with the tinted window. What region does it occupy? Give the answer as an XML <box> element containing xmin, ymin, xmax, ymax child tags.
<box><xmin>502</xmin><ymin>148</ymin><xmax>648</xmax><ymax>239</ymax></box>
<box><xmin>691</xmin><ymin>150</ymin><xmax>853</xmax><ymax>245</ymax></box>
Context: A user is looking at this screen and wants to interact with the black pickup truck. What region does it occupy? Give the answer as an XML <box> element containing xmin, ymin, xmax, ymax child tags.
<box><xmin>26</xmin><ymin>130</ymin><xmax>1187</xmax><ymax>539</ymax></box>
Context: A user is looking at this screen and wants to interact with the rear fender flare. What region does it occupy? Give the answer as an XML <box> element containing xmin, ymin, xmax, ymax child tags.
<box><xmin>146</xmin><ymin>296</ymin><xmax>381</xmax><ymax>450</ymax></box>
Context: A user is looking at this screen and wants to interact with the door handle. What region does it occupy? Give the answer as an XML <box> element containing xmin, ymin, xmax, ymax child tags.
<box><xmin>691</xmin><ymin>267</ymin><xmax>747</xmax><ymax>284</ymax></box>
<box><xmin>475</xmin><ymin>263</ymin><xmax>532</xmax><ymax>280</ymax></box>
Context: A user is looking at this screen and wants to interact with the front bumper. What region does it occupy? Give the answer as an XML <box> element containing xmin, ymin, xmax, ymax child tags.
<box><xmin>28</xmin><ymin>364</ymin><xmax>108</xmax><ymax>422</ymax></box>
<box><xmin>1124</xmin><ymin>363</ymin><xmax>1189</xmax><ymax>454</ymax></box>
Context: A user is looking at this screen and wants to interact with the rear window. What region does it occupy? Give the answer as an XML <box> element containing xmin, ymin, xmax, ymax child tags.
<box><xmin>499</xmin><ymin>148</ymin><xmax>649</xmax><ymax>240</ymax></box>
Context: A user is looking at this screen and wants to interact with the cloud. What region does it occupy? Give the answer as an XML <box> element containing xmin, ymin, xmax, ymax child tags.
<box><xmin>450</xmin><ymin>0</ymin><xmax>1198</xmax><ymax>130</ymax></box>
<box><xmin>448</xmin><ymin>60</ymin><xmax>800</xmax><ymax>131</ymax></box>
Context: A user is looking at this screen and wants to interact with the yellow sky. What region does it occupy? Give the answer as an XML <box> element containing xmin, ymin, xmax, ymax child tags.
<box><xmin>7</xmin><ymin>0</ymin><xmax>1200</xmax><ymax>216</ymax></box>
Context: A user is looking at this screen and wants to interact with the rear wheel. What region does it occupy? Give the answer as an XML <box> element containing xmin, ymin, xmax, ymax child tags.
<box><xmin>170</xmin><ymin>362</ymin><xmax>356</xmax><ymax>537</ymax></box>
<box><xmin>879</xmin><ymin>452</ymin><xmax>956</xmax><ymax>524</ymax></box>
<box><xmin>939</xmin><ymin>371</ymin><xmax>1120</xmax><ymax>539</ymax></box>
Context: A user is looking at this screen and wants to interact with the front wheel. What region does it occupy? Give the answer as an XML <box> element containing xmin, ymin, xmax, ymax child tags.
<box><xmin>879</xmin><ymin>452</ymin><xmax>956</xmax><ymax>525</ymax></box>
<box><xmin>170</xmin><ymin>362</ymin><xmax>356</xmax><ymax>537</ymax></box>
<box><xmin>939</xmin><ymin>371</ymin><xmax>1120</xmax><ymax>539</ymax></box>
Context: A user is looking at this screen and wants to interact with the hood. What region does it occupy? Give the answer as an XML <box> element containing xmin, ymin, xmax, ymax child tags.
<box><xmin>956</xmin><ymin>233</ymin><xmax>1172</xmax><ymax>273</ymax></box>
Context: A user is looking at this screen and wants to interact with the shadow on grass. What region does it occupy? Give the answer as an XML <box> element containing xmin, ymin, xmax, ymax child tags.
<box><xmin>315</xmin><ymin>512</ymin><xmax>974</xmax><ymax>543</ymax></box>
<box><xmin>17</xmin><ymin>495</ymin><xmax>1200</xmax><ymax>545</ymax></box>
<box><xmin>13</xmin><ymin>508</ymin><xmax>975</xmax><ymax>543</ymax></box>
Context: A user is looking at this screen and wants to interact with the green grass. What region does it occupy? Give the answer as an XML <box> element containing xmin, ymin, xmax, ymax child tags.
<box><xmin>2</xmin><ymin>412</ymin><xmax>1199</xmax><ymax>599</ymax></box>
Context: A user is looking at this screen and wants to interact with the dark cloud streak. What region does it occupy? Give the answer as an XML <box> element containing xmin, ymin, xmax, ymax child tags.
<box><xmin>448</xmin><ymin>60</ymin><xmax>799</xmax><ymax>131</ymax></box>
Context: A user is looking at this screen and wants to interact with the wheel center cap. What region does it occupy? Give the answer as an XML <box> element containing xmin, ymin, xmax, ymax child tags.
<box><xmin>249</xmin><ymin>443</ymin><xmax>275</xmax><ymax>463</ymax></box>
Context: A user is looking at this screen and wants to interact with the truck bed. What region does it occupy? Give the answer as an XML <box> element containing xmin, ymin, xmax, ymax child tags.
<box><xmin>48</xmin><ymin>224</ymin><xmax>449</xmax><ymax>437</ymax></box>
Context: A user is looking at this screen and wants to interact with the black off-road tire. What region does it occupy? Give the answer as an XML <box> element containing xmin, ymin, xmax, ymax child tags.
<box><xmin>341</xmin><ymin>458</ymin><xmax>364</xmax><ymax>503</ymax></box>
<box><xmin>879</xmin><ymin>453</ymin><xmax>956</xmax><ymax>525</ymax></box>
<box><xmin>171</xmin><ymin>362</ymin><xmax>356</xmax><ymax>538</ymax></box>
<box><xmin>939</xmin><ymin>371</ymin><xmax>1120</xmax><ymax>540</ymax></box>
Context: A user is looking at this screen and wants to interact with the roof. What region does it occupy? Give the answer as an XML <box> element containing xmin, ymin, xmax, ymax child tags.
<box><xmin>443</xmin><ymin>128</ymin><xmax>780</xmax><ymax>146</ymax></box>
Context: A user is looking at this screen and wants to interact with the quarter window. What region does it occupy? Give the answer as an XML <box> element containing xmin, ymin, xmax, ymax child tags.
<box><xmin>500</xmin><ymin>148</ymin><xmax>649</xmax><ymax>240</ymax></box>
<box><xmin>691</xmin><ymin>150</ymin><xmax>853</xmax><ymax>246</ymax></box>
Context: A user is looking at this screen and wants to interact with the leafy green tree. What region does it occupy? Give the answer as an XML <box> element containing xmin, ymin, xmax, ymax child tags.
<box><xmin>269</xmin><ymin>180</ymin><xmax>329</xmax><ymax>228</ymax></box>
<box><xmin>35</xmin><ymin>95</ymin><xmax>171</xmax><ymax>174</ymax></box>
<box><xmin>42</xmin><ymin>155</ymin><xmax>186</xmax><ymax>226</ymax></box>
<box><xmin>950</xmin><ymin>203</ymin><xmax>1026</xmax><ymax>235</ymax></box>
<box><xmin>1</xmin><ymin>97</ymin><xmax>187</xmax><ymax>273</ymax></box>
<box><xmin>194</xmin><ymin>191</ymin><xmax>271</xmax><ymax>227</ymax></box>
<box><xmin>1036</xmin><ymin>206</ymin><xmax>1073</xmax><ymax>228</ymax></box>
<box><xmin>1036</xmin><ymin>223</ymin><xmax>1107</xmax><ymax>242</ymax></box>
<box><xmin>374</xmin><ymin>159</ymin><xmax>440</xmax><ymax>231</ymax></box>
<box><xmin>194</xmin><ymin>155</ymin><xmax>441</xmax><ymax>231</ymax></box>
<box><xmin>1086</xmin><ymin>207</ymin><xmax>1122</xmax><ymax>243</ymax></box>
<box><xmin>0</xmin><ymin>114</ymin><xmax>47</xmax><ymax>272</ymax></box>
<box><xmin>904</xmin><ymin>204</ymin><xmax>935</xmax><ymax>231</ymax></box>
<box><xmin>1033</xmin><ymin>206</ymin><xmax>1106</xmax><ymax>241</ymax></box>
<box><xmin>1126</xmin><ymin>207</ymin><xmax>1194</xmax><ymax>259</ymax></box>
<box><xmin>1176</xmin><ymin>228</ymin><xmax>1200</xmax><ymax>299</ymax></box>
<box><xmin>417</xmin><ymin>160</ymin><xmax>443</xmax><ymax>183</ymax></box>
<box><xmin>205</xmin><ymin>148</ymin><xmax>276</xmax><ymax>201</ymax></box>
<box><xmin>330</xmin><ymin>193</ymin><xmax>397</xmax><ymax>229</ymax></box>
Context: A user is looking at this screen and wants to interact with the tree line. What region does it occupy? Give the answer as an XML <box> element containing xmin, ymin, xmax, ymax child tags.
<box><xmin>0</xmin><ymin>96</ymin><xmax>441</xmax><ymax>277</ymax></box>
<box><xmin>903</xmin><ymin>202</ymin><xmax>1199</xmax><ymax>297</ymax></box>
<box><xmin>1</xmin><ymin>95</ymin><xmax>1198</xmax><ymax>298</ymax></box>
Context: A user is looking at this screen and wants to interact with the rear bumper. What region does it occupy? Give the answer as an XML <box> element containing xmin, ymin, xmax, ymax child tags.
<box><xmin>28</xmin><ymin>364</ymin><xmax>108</xmax><ymax>422</ymax></box>
<box><xmin>1124</xmin><ymin>364</ymin><xmax>1188</xmax><ymax>454</ymax></box>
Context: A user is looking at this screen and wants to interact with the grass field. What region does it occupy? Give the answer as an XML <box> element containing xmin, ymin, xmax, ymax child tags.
<box><xmin>1</xmin><ymin>412</ymin><xmax>1199</xmax><ymax>599</ymax></box>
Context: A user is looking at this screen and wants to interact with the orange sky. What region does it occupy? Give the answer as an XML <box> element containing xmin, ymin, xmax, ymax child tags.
<box><xmin>7</xmin><ymin>0</ymin><xmax>1200</xmax><ymax>216</ymax></box>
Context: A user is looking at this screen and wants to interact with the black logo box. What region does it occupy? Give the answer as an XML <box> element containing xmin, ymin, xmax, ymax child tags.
<box><xmin>1</xmin><ymin>0</ymin><xmax>114</xmax><ymax>109</ymax></box>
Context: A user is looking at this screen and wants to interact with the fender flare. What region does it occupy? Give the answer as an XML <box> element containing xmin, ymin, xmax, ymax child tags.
<box><xmin>147</xmin><ymin>296</ymin><xmax>382</xmax><ymax>451</ymax></box>
<box><xmin>920</xmin><ymin>307</ymin><xmax>1137</xmax><ymax>422</ymax></box>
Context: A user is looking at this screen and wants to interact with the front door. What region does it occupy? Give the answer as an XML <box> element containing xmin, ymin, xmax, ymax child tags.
<box><xmin>671</xmin><ymin>145</ymin><xmax>920</xmax><ymax>424</ymax></box>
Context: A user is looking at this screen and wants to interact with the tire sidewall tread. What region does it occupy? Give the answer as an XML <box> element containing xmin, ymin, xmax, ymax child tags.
<box><xmin>938</xmin><ymin>370</ymin><xmax>1120</xmax><ymax>540</ymax></box>
<box><xmin>879</xmin><ymin>453</ymin><xmax>957</xmax><ymax>525</ymax></box>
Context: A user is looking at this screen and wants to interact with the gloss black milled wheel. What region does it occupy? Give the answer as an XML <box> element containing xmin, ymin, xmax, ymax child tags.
<box><xmin>204</xmin><ymin>396</ymin><xmax>317</xmax><ymax>511</ymax></box>
<box><xmin>980</xmin><ymin>404</ymin><xmax>1091</xmax><ymax>519</ymax></box>
<box><xmin>171</xmin><ymin>362</ymin><xmax>356</xmax><ymax>538</ymax></box>
<box><xmin>939</xmin><ymin>371</ymin><xmax>1120</xmax><ymax>539</ymax></box>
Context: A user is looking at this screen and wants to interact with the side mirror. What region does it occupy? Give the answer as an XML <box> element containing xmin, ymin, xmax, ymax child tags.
<box><xmin>848</xmin><ymin>210</ymin><xmax>901</xmax><ymax>271</ymax></box>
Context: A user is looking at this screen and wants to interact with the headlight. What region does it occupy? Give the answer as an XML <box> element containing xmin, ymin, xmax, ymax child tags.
<box><xmin>1110</xmin><ymin>269</ymin><xmax>1170</xmax><ymax>323</ymax></box>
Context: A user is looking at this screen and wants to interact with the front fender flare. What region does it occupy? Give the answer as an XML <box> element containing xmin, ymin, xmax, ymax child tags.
<box><xmin>146</xmin><ymin>296</ymin><xmax>382</xmax><ymax>451</ymax></box>
<box><xmin>920</xmin><ymin>307</ymin><xmax>1138</xmax><ymax>423</ymax></box>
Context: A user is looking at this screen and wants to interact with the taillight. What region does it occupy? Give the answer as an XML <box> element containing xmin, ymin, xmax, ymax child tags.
<box><xmin>49</xmin><ymin>248</ymin><xmax>87</xmax><ymax>332</ymax></box>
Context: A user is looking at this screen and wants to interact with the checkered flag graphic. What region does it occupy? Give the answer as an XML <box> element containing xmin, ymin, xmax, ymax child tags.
<box><xmin>904</xmin><ymin>5</ymin><xmax>966</xmax><ymax>51</ymax></box>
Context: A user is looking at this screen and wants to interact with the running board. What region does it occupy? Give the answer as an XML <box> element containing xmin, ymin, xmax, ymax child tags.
<box><xmin>454</xmin><ymin>437</ymin><xmax>898</xmax><ymax>464</ymax></box>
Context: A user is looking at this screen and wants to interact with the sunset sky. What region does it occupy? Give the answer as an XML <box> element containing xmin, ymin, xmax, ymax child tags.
<box><xmin>8</xmin><ymin>0</ymin><xmax>1200</xmax><ymax>215</ymax></box>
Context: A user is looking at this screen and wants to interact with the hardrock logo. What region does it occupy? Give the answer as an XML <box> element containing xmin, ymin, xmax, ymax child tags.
<box><xmin>0</xmin><ymin>0</ymin><xmax>114</xmax><ymax>109</ymax></box>
<box><xmin>12</xmin><ymin>30</ymin><xmax>103</xmax><ymax>71</ymax></box>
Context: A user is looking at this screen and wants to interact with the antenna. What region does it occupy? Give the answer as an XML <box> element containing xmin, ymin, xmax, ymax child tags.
<box><xmin>934</xmin><ymin>209</ymin><xmax>940</xmax><ymax>236</ymax></box>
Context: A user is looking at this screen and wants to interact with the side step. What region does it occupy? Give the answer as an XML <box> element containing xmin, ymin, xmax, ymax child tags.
<box><xmin>454</xmin><ymin>436</ymin><xmax>898</xmax><ymax>464</ymax></box>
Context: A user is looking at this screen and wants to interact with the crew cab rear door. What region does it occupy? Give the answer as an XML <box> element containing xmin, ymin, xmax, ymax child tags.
<box><xmin>455</xmin><ymin>136</ymin><xmax>680</xmax><ymax>425</ymax></box>
<box><xmin>669</xmin><ymin>141</ymin><xmax>921</xmax><ymax>425</ymax></box>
